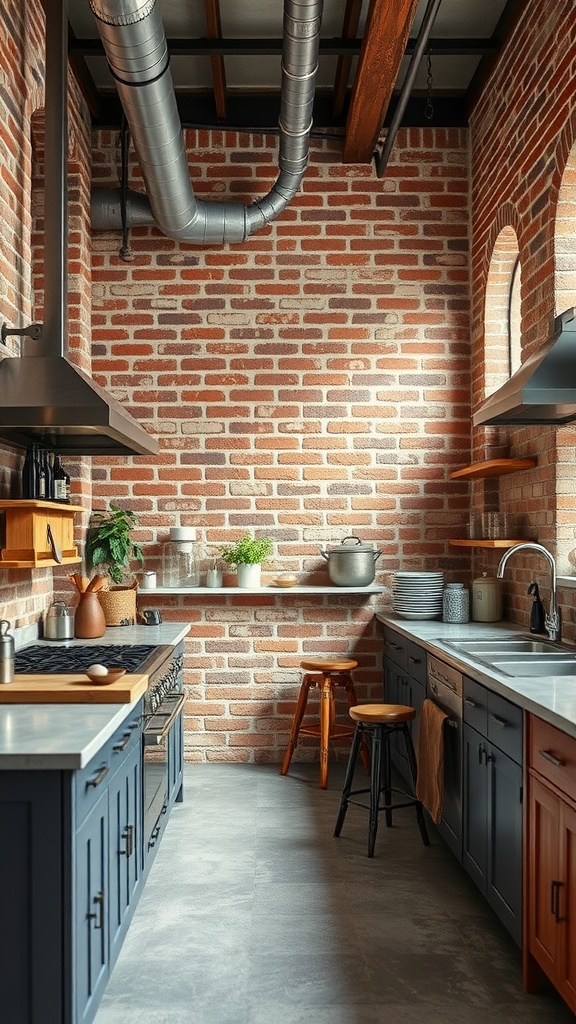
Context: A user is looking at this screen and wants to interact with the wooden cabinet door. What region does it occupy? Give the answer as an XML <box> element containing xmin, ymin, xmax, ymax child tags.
<box><xmin>75</xmin><ymin>791</ymin><xmax>109</xmax><ymax>1024</ymax></box>
<box><xmin>528</xmin><ymin>776</ymin><xmax>560</xmax><ymax>979</ymax></box>
<box><xmin>558</xmin><ymin>798</ymin><xmax>576</xmax><ymax>1006</ymax></box>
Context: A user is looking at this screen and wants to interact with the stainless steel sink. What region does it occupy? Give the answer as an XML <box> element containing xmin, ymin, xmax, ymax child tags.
<box><xmin>489</xmin><ymin>659</ymin><xmax>576</xmax><ymax>678</ymax></box>
<box><xmin>442</xmin><ymin>636</ymin><xmax>567</xmax><ymax>656</ymax></box>
<box><xmin>440</xmin><ymin>636</ymin><xmax>576</xmax><ymax>677</ymax></box>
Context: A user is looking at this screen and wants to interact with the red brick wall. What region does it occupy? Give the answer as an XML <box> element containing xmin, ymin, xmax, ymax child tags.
<box><xmin>90</xmin><ymin>126</ymin><xmax>470</xmax><ymax>760</ymax></box>
<box><xmin>469</xmin><ymin>0</ymin><xmax>576</xmax><ymax>631</ymax></box>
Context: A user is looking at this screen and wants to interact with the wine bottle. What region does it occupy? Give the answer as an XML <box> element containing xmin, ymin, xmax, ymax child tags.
<box><xmin>43</xmin><ymin>450</ymin><xmax>54</xmax><ymax>500</ymax></box>
<box><xmin>53</xmin><ymin>455</ymin><xmax>69</xmax><ymax>502</ymax></box>
<box><xmin>38</xmin><ymin>449</ymin><xmax>47</xmax><ymax>499</ymax></box>
<box><xmin>22</xmin><ymin>446</ymin><xmax>36</xmax><ymax>499</ymax></box>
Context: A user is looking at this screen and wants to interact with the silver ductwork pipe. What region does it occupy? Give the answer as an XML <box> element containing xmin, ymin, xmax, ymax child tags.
<box><xmin>89</xmin><ymin>0</ymin><xmax>323</xmax><ymax>244</ymax></box>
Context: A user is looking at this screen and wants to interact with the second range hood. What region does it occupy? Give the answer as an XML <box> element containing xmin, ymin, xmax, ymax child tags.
<box><xmin>473</xmin><ymin>308</ymin><xmax>576</xmax><ymax>427</ymax></box>
<box><xmin>0</xmin><ymin>0</ymin><xmax>158</xmax><ymax>457</ymax></box>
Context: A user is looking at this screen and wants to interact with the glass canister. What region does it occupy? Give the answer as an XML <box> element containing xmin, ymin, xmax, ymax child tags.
<box><xmin>162</xmin><ymin>527</ymin><xmax>200</xmax><ymax>587</ymax></box>
<box><xmin>442</xmin><ymin>583</ymin><xmax>470</xmax><ymax>624</ymax></box>
<box><xmin>471</xmin><ymin>574</ymin><xmax>503</xmax><ymax>622</ymax></box>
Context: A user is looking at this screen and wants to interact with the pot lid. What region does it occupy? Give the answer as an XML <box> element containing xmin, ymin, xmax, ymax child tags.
<box><xmin>323</xmin><ymin>536</ymin><xmax>379</xmax><ymax>553</ymax></box>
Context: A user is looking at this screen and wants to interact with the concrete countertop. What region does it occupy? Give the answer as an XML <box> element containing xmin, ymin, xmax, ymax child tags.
<box><xmin>0</xmin><ymin>622</ymin><xmax>191</xmax><ymax>770</ymax></box>
<box><xmin>376</xmin><ymin>613</ymin><xmax>576</xmax><ymax>740</ymax></box>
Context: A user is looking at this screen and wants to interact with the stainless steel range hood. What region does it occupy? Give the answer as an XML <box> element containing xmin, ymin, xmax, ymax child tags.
<box><xmin>473</xmin><ymin>308</ymin><xmax>576</xmax><ymax>427</ymax></box>
<box><xmin>0</xmin><ymin>0</ymin><xmax>158</xmax><ymax>457</ymax></box>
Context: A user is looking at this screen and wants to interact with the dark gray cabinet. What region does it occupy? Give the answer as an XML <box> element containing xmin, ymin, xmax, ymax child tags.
<box><xmin>0</xmin><ymin>702</ymin><xmax>144</xmax><ymax>1024</ymax></box>
<box><xmin>463</xmin><ymin>677</ymin><xmax>523</xmax><ymax>945</ymax></box>
<box><xmin>382</xmin><ymin>625</ymin><xmax>426</xmax><ymax>784</ymax></box>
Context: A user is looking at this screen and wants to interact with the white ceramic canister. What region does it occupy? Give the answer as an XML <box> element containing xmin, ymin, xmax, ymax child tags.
<box><xmin>471</xmin><ymin>574</ymin><xmax>503</xmax><ymax>622</ymax></box>
<box><xmin>442</xmin><ymin>583</ymin><xmax>470</xmax><ymax>624</ymax></box>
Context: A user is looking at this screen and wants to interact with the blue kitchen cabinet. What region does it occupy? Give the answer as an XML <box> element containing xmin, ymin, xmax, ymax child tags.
<box><xmin>75</xmin><ymin>790</ymin><xmax>109</xmax><ymax>1024</ymax></box>
<box><xmin>0</xmin><ymin>701</ymin><xmax>145</xmax><ymax>1024</ymax></box>
<box><xmin>382</xmin><ymin>626</ymin><xmax>426</xmax><ymax>784</ymax></box>
<box><xmin>463</xmin><ymin>678</ymin><xmax>523</xmax><ymax>945</ymax></box>
<box><xmin>168</xmin><ymin>701</ymin><xmax>184</xmax><ymax>806</ymax></box>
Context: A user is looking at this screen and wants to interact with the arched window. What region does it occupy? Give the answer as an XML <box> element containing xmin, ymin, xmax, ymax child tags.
<box><xmin>483</xmin><ymin>226</ymin><xmax>521</xmax><ymax>397</ymax></box>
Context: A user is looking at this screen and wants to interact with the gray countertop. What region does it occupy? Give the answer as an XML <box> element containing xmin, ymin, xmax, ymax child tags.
<box><xmin>0</xmin><ymin>622</ymin><xmax>191</xmax><ymax>770</ymax></box>
<box><xmin>377</xmin><ymin>613</ymin><xmax>576</xmax><ymax>740</ymax></box>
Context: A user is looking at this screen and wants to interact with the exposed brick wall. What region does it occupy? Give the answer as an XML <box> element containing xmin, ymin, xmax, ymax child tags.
<box><xmin>90</xmin><ymin>126</ymin><xmax>470</xmax><ymax>760</ymax></box>
<box><xmin>469</xmin><ymin>0</ymin><xmax>576</xmax><ymax>631</ymax></box>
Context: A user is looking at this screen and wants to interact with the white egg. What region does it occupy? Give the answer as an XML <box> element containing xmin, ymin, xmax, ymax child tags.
<box><xmin>86</xmin><ymin>663</ymin><xmax>108</xmax><ymax>676</ymax></box>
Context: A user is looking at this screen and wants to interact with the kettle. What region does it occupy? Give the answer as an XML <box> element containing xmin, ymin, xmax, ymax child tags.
<box><xmin>44</xmin><ymin>601</ymin><xmax>75</xmax><ymax>641</ymax></box>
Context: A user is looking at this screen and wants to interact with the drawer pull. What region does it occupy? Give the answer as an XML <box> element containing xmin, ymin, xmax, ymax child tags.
<box><xmin>540</xmin><ymin>749</ymin><xmax>565</xmax><ymax>768</ymax></box>
<box><xmin>87</xmin><ymin>892</ymin><xmax>105</xmax><ymax>930</ymax></box>
<box><xmin>409</xmin><ymin>655</ymin><xmax>421</xmax><ymax>664</ymax></box>
<box><xmin>490</xmin><ymin>713</ymin><xmax>508</xmax><ymax>728</ymax></box>
<box><xmin>113</xmin><ymin>734</ymin><xmax>131</xmax><ymax>753</ymax></box>
<box><xmin>121</xmin><ymin>824</ymin><xmax>134</xmax><ymax>858</ymax></box>
<box><xmin>551</xmin><ymin>880</ymin><xmax>563</xmax><ymax>921</ymax></box>
<box><xmin>465</xmin><ymin>698</ymin><xmax>479</xmax><ymax>708</ymax></box>
<box><xmin>86</xmin><ymin>765</ymin><xmax>109</xmax><ymax>789</ymax></box>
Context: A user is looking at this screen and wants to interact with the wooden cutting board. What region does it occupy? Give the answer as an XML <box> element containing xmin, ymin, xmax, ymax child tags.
<box><xmin>0</xmin><ymin>673</ymin><xmax>149</xmax><ymax>704</ymax></box>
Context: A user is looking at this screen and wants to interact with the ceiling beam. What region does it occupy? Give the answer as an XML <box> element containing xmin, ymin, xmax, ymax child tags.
<box><xmin>204</xmin><ymin>0</ymin><xmax>227</xmax><ymax>122</ymax></box>
<box><xmin>343</xmin><ymin>0</ymin><xmax>421</xmax><ymax>163</ymax></box>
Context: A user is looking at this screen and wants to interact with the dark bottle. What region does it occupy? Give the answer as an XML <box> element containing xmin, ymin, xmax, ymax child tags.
<box><xmin>53</xmin><ymin>455</ymin><xmax>69</xmax><ymax>503</ymax></box>
<box><xmin>22</xmin><ymin>446</ymin><xmax>37</xmax><ymax>499</ymax></box>
<box><xmin>38</xmin><ymin>449</ymin><xmax>47</xmax><ymax>500</ymax></box>
<box><xmin>42</xmin><ymin>450</ymin><xmax>54</xmax><ymax>500</ymax></box>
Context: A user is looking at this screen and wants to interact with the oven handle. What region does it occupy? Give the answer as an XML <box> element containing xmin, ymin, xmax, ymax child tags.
<box><xmin>143</xmin><ymin>692</ymin><xmax>185</xmax><ymax>744</ymax></box>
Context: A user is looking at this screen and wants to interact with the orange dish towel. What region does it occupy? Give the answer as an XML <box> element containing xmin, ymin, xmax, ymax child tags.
<box><xmin>416</xmin><ymin>699</ymin><xmax>448</xmax><ymax>825</ymax></box>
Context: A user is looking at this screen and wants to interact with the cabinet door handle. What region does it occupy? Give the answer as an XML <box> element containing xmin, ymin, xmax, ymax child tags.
<box><xmin>86</xmin><ymin>766</ymin><xmax>109</xmax><ymax>789</ymax></box>
<box><xmin>478</xmin><ymin>743</ymin><xmax>484</xmax><ymax>765</ymax></box>
<box><xmin>465</xmin><ymin>698</ymin><xmax>479</xmax><ymax>708</ymax></box>
<box><xmin>539</xmin><ymin>749</ymin><xmax>565</xmax><ymax>768</ymax></box>
<box><xmin>409</xmin><ymin>655</ymin><xmax>421</xmax><ymax>664</ymax></box>
<box><xmin>87</xmin><ymin>891</ymin><xmax>105</xmax><ymax>929</ymax></box>
<box><xmin>113</xmin><ymin>734</ymin><xmax>131</xmax><ymax>752</ymax></box>
<box><xmin>551</xmin><ymin>880</ymin><xmax>563</xmax><ymax>921</ymax></box>
<box><xmin>490</xmin><ymin>713</ymin><xmax>508</xmax><ymax>728</ymax></box>
<box><xmin>121</xmin><ymin>823</ymin><xmax>134</xmax><ymax>858</ymax></box>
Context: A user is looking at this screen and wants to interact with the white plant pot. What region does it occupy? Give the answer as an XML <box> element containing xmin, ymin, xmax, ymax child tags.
<box><xmin>236</xmin><ymin>563</ymin><xmax>262</xmax><ymax>588</ymax></box>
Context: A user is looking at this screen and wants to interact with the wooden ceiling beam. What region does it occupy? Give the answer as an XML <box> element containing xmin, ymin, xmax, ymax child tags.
<box><xmin>204</xmin><ymin>0</ymin><xmax>227</xmax><ymax>122</ymax></box>
<box><xmin>333</xmin><ymin>0</ymin><xmax>363</xmax><ymax>118</ymax></box>
<box><xmin>343</xmin><ymin>0</ymin><xmax>420</xmax><ymax>164</ymax></box>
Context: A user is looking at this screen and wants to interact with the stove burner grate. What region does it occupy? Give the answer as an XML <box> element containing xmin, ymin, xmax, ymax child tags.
<box><xmin>14</xmin><ymin>644</ymin><xmax>157</xmax><ymax>675</ymax></box>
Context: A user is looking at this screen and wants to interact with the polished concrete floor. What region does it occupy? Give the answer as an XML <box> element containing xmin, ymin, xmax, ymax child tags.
<box><xmin>94</xmin><ymin>762</ymin><xmax>575</xmax><ymax>1024</ymax></box>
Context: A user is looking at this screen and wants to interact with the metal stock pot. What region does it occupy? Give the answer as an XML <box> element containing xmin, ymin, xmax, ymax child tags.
<box><xmin>320</xmin><ymin>535</ymin><xmax>381</xmax><ymax>587</ymax></box>
<box><xmin>44</xmin><ymin>601</ymin><xmax>75</xmax><ymax>640</ymax></box>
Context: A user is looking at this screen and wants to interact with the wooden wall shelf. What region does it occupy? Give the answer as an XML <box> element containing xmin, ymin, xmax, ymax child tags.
<box><xmin>449</xmin><ymin>458</ymin><xmax>536</xmax><ymax>481</ymax></box>
<box><xmin>0</xmin><ymin>500</ymin><xmax>84</xmax><ymax>568</ymax></box>
<box><xmin>449</xmin><ymin>539</ymin><xmax>535</xmax><ymax>549</ymax></box>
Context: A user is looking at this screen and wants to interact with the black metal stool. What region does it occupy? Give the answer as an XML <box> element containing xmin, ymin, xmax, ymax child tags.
<box><xmin>334</xmin><ymin>703</ymin><xmax>430</xmax><ymax>857</ymax></box>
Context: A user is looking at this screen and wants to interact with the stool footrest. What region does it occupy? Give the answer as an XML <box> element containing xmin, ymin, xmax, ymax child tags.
<box><xmin>299</xmin><ymin>723</ymin><xmax>355</xmax><ymax>740</ymax></box>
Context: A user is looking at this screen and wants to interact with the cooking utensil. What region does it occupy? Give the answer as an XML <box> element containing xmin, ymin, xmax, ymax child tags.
<box><xmin>44</xmin><ymin>601</ymin><xmax>75</xmax><ymax>640</ymax></box>
<box><xmin>47</xmin><ymin>524</ymin><xmax>62</xmax><ymax>563</ymax></box>
<box><xmin>320</xmin><ymin>535</ymin><xmax>381</xmax><ymax>587</ymax></box>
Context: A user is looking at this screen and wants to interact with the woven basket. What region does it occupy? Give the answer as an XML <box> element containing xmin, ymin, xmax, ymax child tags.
<box><xmin>98</xmin><ymin>585</ymin><xmax>138</xmax><ymax>626</ymax></box>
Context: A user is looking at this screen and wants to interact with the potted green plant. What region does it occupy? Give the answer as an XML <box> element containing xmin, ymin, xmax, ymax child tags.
<box><xmin>220</xmin><ymin>533</ymin><xmax>272</xmax><ymax>588</ymax></box>
<box><xmin>85</xmin><ymin>504</ymin><xmax>144</xmax><ymax>624</ymax></box>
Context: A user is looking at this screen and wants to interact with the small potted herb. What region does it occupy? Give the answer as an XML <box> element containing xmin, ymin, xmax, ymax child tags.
<box><xmin>220</xmin><ymin>533</ymin><xmax>272</xmax><ymax>588</ymax></box>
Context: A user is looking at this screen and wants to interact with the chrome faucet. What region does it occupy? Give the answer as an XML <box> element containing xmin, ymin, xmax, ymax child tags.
<box><xmin>496</xmin><ymin>542</ymin><xmax>561</xmax><ymax>642</ymax></box>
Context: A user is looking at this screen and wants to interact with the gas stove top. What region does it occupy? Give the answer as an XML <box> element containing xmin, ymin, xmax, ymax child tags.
<box><xmin>14</xmin><ymin>644</ymin><xmax>159</xmax><ymax>675</ymax></box>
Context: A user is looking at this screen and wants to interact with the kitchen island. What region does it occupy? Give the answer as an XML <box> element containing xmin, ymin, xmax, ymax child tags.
<box><xmin>0</xmin><ymin>621</ymin><xmax>190</xmax><ymax>1024</ymax></box>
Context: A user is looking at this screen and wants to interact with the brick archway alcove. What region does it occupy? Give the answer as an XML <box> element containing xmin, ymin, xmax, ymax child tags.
<box><xmin>483</xmin><ymin>225</ymin><xmax>521</xmax><ymax>399</ymax></box>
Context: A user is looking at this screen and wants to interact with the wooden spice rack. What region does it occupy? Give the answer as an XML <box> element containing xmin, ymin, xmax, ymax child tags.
<box><xmin>0</xmin><ymin>500</ymin><xmax>84</xmax><ymax>568</ymax></box>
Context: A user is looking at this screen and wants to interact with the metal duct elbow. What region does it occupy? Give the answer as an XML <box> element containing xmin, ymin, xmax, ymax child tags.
<box><xmin>89</xmin><ymin>0</ymin><xmax>323</xmax><ymax>245</ymax></box>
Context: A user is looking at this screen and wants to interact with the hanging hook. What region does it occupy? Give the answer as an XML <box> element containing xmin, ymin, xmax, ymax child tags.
<box><xmin>119</xmin><ymin>117</ymin><xmax>134</xmax><ymax>262</ymax></box>
<box><xmin>424</xmin><ymin>49</ymin><xmax>434</xmax><ymax>122</ymax></box>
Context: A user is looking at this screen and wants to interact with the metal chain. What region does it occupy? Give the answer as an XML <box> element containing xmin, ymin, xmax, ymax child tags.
<box><xmin>424</xmin><ymin>49</ymin><xmax>434</xmax><ymax>122</ymax></box>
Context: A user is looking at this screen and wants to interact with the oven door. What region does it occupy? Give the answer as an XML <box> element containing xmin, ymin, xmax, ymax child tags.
<box><xmin>143</xmin><ymin>693</ymin><xmax>185</xmax><ymax>851</ymax></box>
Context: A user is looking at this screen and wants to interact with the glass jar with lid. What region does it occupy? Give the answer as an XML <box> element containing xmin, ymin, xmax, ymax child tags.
<box><xmin>162</xmin><ymin>527</ymin><xmax>200</xmax><ymax>587</ymax></box>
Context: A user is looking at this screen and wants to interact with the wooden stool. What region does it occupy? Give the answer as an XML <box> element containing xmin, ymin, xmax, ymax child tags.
<box><xmin>280</xmin><ymin>658</ymin><xmax>370</xmax><ymax>789</ymax></box>
<box><xmin>334</xmin><ymin>703</ymin><xmax>430</xmax><ymax>857</ymax></box>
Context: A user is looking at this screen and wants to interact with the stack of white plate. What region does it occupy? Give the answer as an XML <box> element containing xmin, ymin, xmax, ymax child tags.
<box><xmin>392</xmin><ymin>571</ymin><xmax>444</xmax><ymax>620</ymax></box>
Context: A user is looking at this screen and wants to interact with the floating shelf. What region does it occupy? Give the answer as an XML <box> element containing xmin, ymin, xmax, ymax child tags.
<box><xmin>137</xmin><ymin>584</ymin><xmax>386</xmax><ymax>596</ymax></box>
<box><xmin>449</xmin><ymin>539</ymin><xmax>535</xmax><ymax>549</ymax></box>
<box><xmin>0</xmin><ymin>500</ymin><xmax>84</xmax><ymax>568</ymax></box>
<box><xmin>449</xmin><ymin>458</ymin><xmax>537</xmax><ymax>481</ymax></box>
